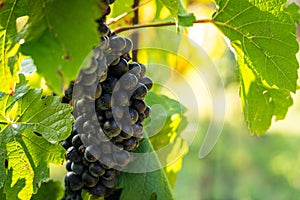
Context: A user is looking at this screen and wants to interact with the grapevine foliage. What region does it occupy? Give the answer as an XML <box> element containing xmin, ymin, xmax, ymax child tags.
<box><xmin>0</xmin><ymin>75</ymin><xmax>73</xmax><ymax>199</ymax></box>
<box><xmin>214</xmin><ymin>0</ymin><xmax>299</xmax><ymax>135</ymax></box>
<box><xmin>20</xmin><ymin>0</ymin><xmax>101</xmax><ymax>94</ymax></box>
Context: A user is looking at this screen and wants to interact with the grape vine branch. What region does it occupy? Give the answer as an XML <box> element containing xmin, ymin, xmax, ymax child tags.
<box><xmin>113</xmin><ymin>19</ymin><xmax>214</xmax><ymax>33</ymax></box>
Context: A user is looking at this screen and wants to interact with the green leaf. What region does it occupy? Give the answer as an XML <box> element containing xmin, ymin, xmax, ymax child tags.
<box><xmin>234</xmin><ymin>42</ymin><xmax>293</xmax><ymax>135</ymax></box>
<box><xmin>178</xmin><ymin>13</ymin><xmax>196</xmax><ymax>27</ymax></box>
<box><xmin>214</xmin><ymin>0</ymin><xmax>299</xmax><ymax>135</ymax></box>
<box><xmin>214</xmin><ymin>0</ymin><xmax>299</xmax><ymax>92</ymax></box>
<box><xmin>159</xmin><ymin>0</ymin><xmax>186</xmax><ymax>17</ymax></box>
<box><xmin>145</xmin><ymin>91</ymin><xmax>188</xmax><ymax>188</ymax></box>
<box><xmin>0</xmin><ymin>0</ymin><xmax>27</xmax><ymax>94</ymax></box>
<box><xmin>285</xmin><ymin>3</ymin><xmax>300</xmax><ymax>23</ymax></box>
<box><xmin>31</xmin><ymin>180</ymin><xmax>64</xmax><ymax>200</ymax></box>
<box><xmin>0</xmin><ymin>77</ymin><xmax>73</xmax><ymax>199</ymax></box>
<box><xmin>20</xmin><ymin>0</ymin><xmax>101</xmax><ymax>94</ymax></box>
<box><xmin>116</xmin><ymin>139</ymin><xmax>174</xmax><ymax>200</ymax></box>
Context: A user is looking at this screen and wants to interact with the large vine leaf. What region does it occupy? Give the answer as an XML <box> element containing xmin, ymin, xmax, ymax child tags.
<box><xmin>0</xmin><ymin>75</ymin><xmax>73</xmax><ymax>199</ymax></box>
<box><xmin>0</xmin><ymin>0</ymin><xmax>27</xmax><ymax>94</ymax></box>
<box><xmin>145</xmin><ymin>92</ymin><xmax>188</xmax><ymax>188</ymax></box>
<box><xmin>20</xmin><ymin>0</ymin><xmax>101</xmax><ymax>94</ymax></box>
<box><xmin>213</xmin><ymin>0</ymin><xmax>299</xmax><ymax>135</ymax></box>
<box><xmin>116</xmin><ymin>138</ymin><xmax>174</xmax><ymax>200</ymax></box>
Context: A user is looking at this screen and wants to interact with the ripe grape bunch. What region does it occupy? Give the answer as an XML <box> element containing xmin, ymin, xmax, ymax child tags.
<box><xmin>61</xmin><ymin>0</ymin><xmax>153</xmax><ymax>199</ymax></box>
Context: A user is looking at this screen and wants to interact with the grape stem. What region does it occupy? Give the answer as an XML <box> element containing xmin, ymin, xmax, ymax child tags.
<box><xmin>113</xmin><ymin>19</ymin><xmax>214</xmax><ymax>34</ymax></box>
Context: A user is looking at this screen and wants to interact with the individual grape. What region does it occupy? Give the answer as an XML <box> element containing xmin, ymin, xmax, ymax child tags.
<box><xmin>66</xmin><ymin>160</ymin><xmax>72</xmax><ymax>172</ymax></box>
<box><xmin>74</xmin><ymin>115</ymin><xmax>86</xmax><ymax>133</ymax></box>
<box><xmin>120</xmin><ymin>73</ymin><xmax>138</xmax><ymax>91</ymax></box>
<box><xmin>139</xmin><ymin>76</ymin><xmax>153</xmax><ymax>91</ymax></box>
<box><xmin>83</xmin><ymin>120</ymin><xmax>97</xmax><ymax>135</ymax></box>
<box><xmin>114</xmin><ymin>150</ymin><xmax>131</xmax><ymax>167</ymax></box>
<box><xmin>138</xmin><ymin>112</ymin><xmax>146</xmax><ymax>122</ymax></box>
<box><xmin>139</xmin><ymin>63</ymin><xmax>146</xmax><ymax>78</ymax></box>
<box><xmin>103</xmin><ymin>119</ymin><xmax>121</xmax><ymax>137</ymax></box>
<box><xmin>128</xmin><ymin>108</ymin><xmax>139</xmax><ymax>124</ymax></box>
<box><xmin>65</xmin><ymin>172</ymin><xmax>84</xmax><ymax>191</ymax></box>
<box><xmin>128</xmin><ymin>62</ymin><xmax>142</xmax><ymax>79</ymax></box>
<box><xmin>108</xmin><ymin>58</ymin><xmax>129</xmax><ymax>77</ymax></box>
<box><xmin>80</xmin><ymin>73</ymin><xmax>98</xmax><ymax>86</ymax></box>
<box><xmin>112</xmin><ymin>89</ymin><xmax>129</xmax><ymax>107</ymax></box>
<box><xmin>62</xmin><ymin>140</ymin><xmax>71</xmax><ymax>150</ymax></box>
<box><xmin>122</xmin><ymin>38</ymin><xmax>133</xmax><ymax>54</ymax></box>
<box><xmin>132</xmin><ymin>83</ymin><xmax>148</xmax><ymax>100</ymax></box>
<box><xmin>76</xmin><ymin>98</ymin><xmax>94</xmax><ymax>113</ymax></box>
<box><xmin>71</xmin><ymin>162</ymin><xmax>85</xmax><ymax>175</ymax></box>
<box><xmin>84</xmin><ymin>145</ymin><xmax>98</xmax><ymax>163</ymax></box>
<box><xmin>110</xmin><ymin>36</ymin><xmax>126</xmax><ymax>52</ymax></box>
<box><xmin>144</xmin><ymin>106</ymin><xmax>151</xmax><ymax>118</ymax></box>
<box><xmin>66</xmin><ymin>146</ymin><xmax>82</xmax><ymax>163</ymax></box>
<box><xmin>89</xmin><ymin>162</ymin><xmax>106</xmax><ymax>177</ymax></box>
<box><xmin>131</xmin><ymin>99</ymin><xmax>146</xmax><ymax>113</ymax></box>
<box><xmin>82</xmin><ymin>57</ymin><xmax>99</xmax><ymax>74</ymax></box>
<box><xmin>96</xmin><ymin>93</ymin><xmax>112</xmax><ymax>110</ymax></box>
<box><xmin>89</xmin><ymin>182</ymin><xmax>107</xmax><ymax>197</ymax></box>
<box><xmin>102</xmin><ymin>169</ymin><xmax>116</xmax><ymax>181</ymax></box>
<box><xmin>98</xmin><ymin>23</ymin><xmax>110</xmax><ymax>37</ymax></box>
<box><xmin>111</xmin><ymin>106</ymin><xmax>124</xmax><ymax>120</ymax></box>
<box><xmin>101</xmin><ymin>176</ymin><xmax>118</xmax><ymax>188</ymax></box>
<box><xmin>132</xmin><ymin>122</ymin><xmax>144</xmax><ymax>138</ymax></box>
<box><xmin>72</xmin><ymin>135</ymin><xmax>83</xmax><ymax>149</ymax></box>
<box><xmin>102</xmin><ymin>77</ymin><xmax>118</xmax><ymax>93</ymax></box>
<box><xmin>82</xmin><ymin>170</ymin><xmax>99</xmax><ymax>187</ymax></box>
<box><xmin>123</xmin><ymin>137</ymin><xmax>139</xmax><ymax>151</ymax></box>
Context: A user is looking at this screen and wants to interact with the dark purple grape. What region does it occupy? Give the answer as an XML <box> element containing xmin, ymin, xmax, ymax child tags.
<box><xmin>128</xmin><ymin>62</ymin><xmax>142</xmax><ymax>79</ymax></box>
<box><xmin>102</xmin><ymin>169</ymin><xmax>116</xmax><ymax>181</ymax></box>
<box><xmin>103</xmin><ymin>119</ymin><xmax>121</xmax><ymax>137</ymax></box>
<box><xmin>114</xmin><ymin>150</ymin><xmax>131</xmax><ymax>167</ymax></box>
<box><xmin>71</xmin><ymin>162</ymin><xmax>85</xmax><ymax>175</ymax></box>
<box><xmin>144</xmin><ymin>106</ymin><xmax>151</xmax><ymax>118</ymax></box>
<box><xmin>66</xmin><ymin>146</ymin><xmax>82</xmax><ymax>162</ymax></box>
<box><xmin>139</xmin><ymin>63</ymin><xmax>146</xmax><ymax>77</ymax></box>
<box><xmin>89</xmin><ymin>182</ymin><xmax>107</xmax><ymax>197</ymax></box>
<box><xmin>101</xmin><ymin>176</ymin><xmax>118</xmax><ymax>188</ymax></box>
<box><xmin>131</xmin><ymin>99</ymin><xmax>146</xmax><ymax>113</ymax></box>
<box><xmin>65</xmin><ymin>172</ymin><xmax>84</xmax><ymax>191</ymax></box>
<box><xmin>82</xmin><ymin>120</ymin><xmax>97</xmax><ymax>135</ymax></box>
<box><xmin>108</xmin><ymin>58</ymin><xmax>129</xmax><ymax>77</ymax></box>
<box><xmin>120</xmin><ymin>73</ymin><xmax>138</xmax><ymax>91</ymax></box>
<box><xmin>132</xmin><ymin>83</ymin><xmax>148</xmax><ymax>100</ymax></box>
<box><xmin>124</xmin><ymin>137</ymin><xmax>138</xmax><ymax>151</ymax></box>
<box><xmin>122</xmin><ymin>38</ymin><xmax>133</xmax><ymax>54</ymax></box>
<box><xmin>129</xmin><ymin>108</ymin><xmax>139</xmax><ymax>124</ymax></box>
<box><xmin>96</xmin><ymin>93</ymin><xmax>112</xmax><ymax>110</ymax></box>
<box><xmin>62</xmin><ymin>140</ymin><xmax>71</xmax><ymax>150</ymax></box>
<box><xmin>110</xmin><ymin>36</ymin><xmax>126</xmax><ymax>52</ymax></box>
<box><xmin>139</xmin><ymin>112</ymin><xmax>146</xmax><ymax>122</ymax></box>
<box><xmin>133</xmin><ymin>122</ymin><xmax>143</xmax><ymax>138</ymax></box>
<box><xmin>89</xmin><ymin>162</ymin><xmax>105</xmax><ymax>177</ymax></box>
<box><xmin>84</xmin><ymin>145</ymin><xmax>98</xmax><ymax>162</ymax></box>
<box><xmin>139</xmin><ymin>76</ymin><xmax>153</xmax><ymax>91</ymax></box>
<box><xmin>112</xmin><ymin>90</ymin><xmax>129</xmax><ymax>107</ymax></box>
<box><xmin>102</xmin><ymin>77</ymin><xmax>119</xmax><ymax>93</ymax></box>
<box><xmin>72</xmin><ymin>135</ymin><xmax>83</xmax><ymax>149</ymax></box>
<box><xmin>80</xmin><ymin>73</ymin><xmax>98</xmax><ymax>86</ymax></box>
<box><xmin>66</xmin><ymin>160</ymin><xmax>72</xmax><ymax>172</ymax></box>
<box><xmin>82</xmin><ymin>170</ymin><xmax>99</xmax><ymax>187</ymax></box>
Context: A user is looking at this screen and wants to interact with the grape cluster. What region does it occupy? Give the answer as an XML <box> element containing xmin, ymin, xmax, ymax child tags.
<box><xmin>62</xmin><ymin>1</ymin><xmax>153</xmax><ymax>199</ymax></box>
